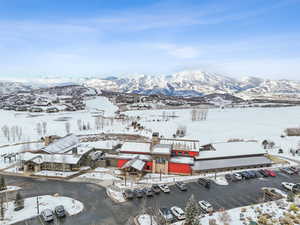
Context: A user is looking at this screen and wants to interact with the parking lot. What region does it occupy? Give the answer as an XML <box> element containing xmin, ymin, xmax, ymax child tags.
<box><xmin>5</xmin><ymin>169</ymin><xmax>300</xmax><ymax>225</ymax></box>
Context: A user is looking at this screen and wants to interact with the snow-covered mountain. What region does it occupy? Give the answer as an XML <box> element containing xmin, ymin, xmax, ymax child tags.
<box><xmin>1</xmin><ymin>70</ymin><xmax>300</xmax><ymax>98</ymax></box>
<box><xmin>82</xmin><ymin>70</ymin><xmax>300</xmax><ymax>97</ymax></box>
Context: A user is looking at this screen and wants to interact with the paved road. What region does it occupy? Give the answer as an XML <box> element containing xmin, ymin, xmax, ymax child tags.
<box><xmin>5</xmin><ymin>171</ymin><xmax>300</xmax><ymax>225</ymax></box>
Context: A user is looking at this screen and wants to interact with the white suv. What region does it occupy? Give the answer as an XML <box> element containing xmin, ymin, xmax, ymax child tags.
<box><xmin>282</xmin><ymin>182</ymin><xmax>295</xmax><ymax>191</ymax></box>
<box><xmin>158</xmin><ymin>184</ymin><xmax>170</xmax><ymax>193</ymax></box>
<box><xmin>198</xmin><ymin>200</ymin><xmax>213</xmax><ymax>213</ymax></box>
<box><xmin>170</xmin><ymin>206</ymin><xmax>185</xmax><ymax>220</ymax></box>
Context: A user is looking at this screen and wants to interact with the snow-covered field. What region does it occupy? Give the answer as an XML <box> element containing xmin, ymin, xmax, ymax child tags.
<box><xmin>1</xmin><ymin>195</ymin><xmax>83</xmax><ymax>225</ymax></box>
<box><xmin>0</xmin><ymin>96</ymin><xmax>123</xmax><ymax>145</ymax></box>
<box><xmin>125</xmin><ymin>106</ymin><xmax>300</xmax><ymax>145</ymax></box>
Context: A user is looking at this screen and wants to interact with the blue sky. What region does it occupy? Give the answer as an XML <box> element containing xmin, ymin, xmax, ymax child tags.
<box><xmin>0</xmin><ymin>0</ymin><xmax>300</xmax><ymax>79</ymax></box>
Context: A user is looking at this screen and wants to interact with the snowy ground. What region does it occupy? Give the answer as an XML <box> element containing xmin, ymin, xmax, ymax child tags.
<box><xmin>79</xmin><ymin>172</ymin><xmax>121</xmax><ymax>181</ymax></box>
<box><xmin>137</xmin><ymin>214</ymin><xmax>157</xmax><ymax>225</ymax></box>
<box><xmin>1</xmin><ymin>195</ymin><xmax>83</xmax><ymax>225</ymax></box>
<box><xmin>33</xmin><ymin>170</ymin><xmax>79</xmax><ymax>178</ymax></box>
<box><xmin>174</xmin><ymin>197</ymin><xmax>295</xmax><ymax>225</ymax></box>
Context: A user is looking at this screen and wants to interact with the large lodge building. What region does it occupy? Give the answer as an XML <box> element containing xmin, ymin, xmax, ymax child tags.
<box><xmin>116</xmin><ymin>133</ymin><xmax>272</xmax><ymax>175</ymax></box>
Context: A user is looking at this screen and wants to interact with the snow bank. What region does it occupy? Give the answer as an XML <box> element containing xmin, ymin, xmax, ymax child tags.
<box><xmin>2</xmin><ymin>195</ymin><xmax>83</xmax><ymax>225</ymax></box>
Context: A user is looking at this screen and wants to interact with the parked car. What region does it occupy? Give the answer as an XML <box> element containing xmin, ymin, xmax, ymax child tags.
<box><xmin>198</xmin><ymin>200</ymin><xmax>213</xmax><ymax>213</ymax></box>
<box><xmin>123</xmin><ymin>189</ymin><xmax>134</xmax><ymax>199</ymax></box>
<box><xmin>151</xmin><ymin>184</ymin><xmax>161</xmax><ymax>194</ymax></box>
<box><xmin>225</xmin><ymin>174</ymin><xmax>233</xmax><ymax>181</ymax></box>
<box><xmin>232</xmin><ymin>173</ymin><xmax>242</xmax><ymax>181</ymax></box>
<box><xmin>246</xmin><ymin>171</ymin><xmax>256</xmax><ymax>178</ymax></box>
<box><xmin>264</xmin><ymin>169</ymin><xmax>276</xmax><ymax>177</ymax></box>
<box><xmin>159</xmin><ymin>208</ymin><xmax>175</xmax><ymax>223</ymax></box>
<box><xmin>158</xmin><ymin>184</ymin><xmax>170</xmax><ymax>193</ymax></box>
<box><xmin>259</xmin><ymin>169</ymin><xmax>269</xmax><ymax>177</ymax></box>
<box><xmin>282</xmin><ymin>182</ymin><xmax>295</xmax><ymax>191</ymax></box>
<box><xmin>198</xmin><ymin>178</ymin><xmax>211</xmax><ymax>188</ymax></box>
<box><xmin>55</xmin><ymin>205</ymin><xmax>66</xmax><ymax>218</ymax></box>
<box><xmin>289</xmin><ymin>167</ymin><xmax>299</xmax><ymax>174</ymax></box>
<box><xmin>170</xmin><ymin>206</ymin><xmax>185</xmax><ymax>220</ymax></box>
<box><xmin>292</xmin><ymin>183</ymin><xmax>300</xmax><ymax>193</ymax></box>
<box><xmin>280</xmin><ymin>167</ymin><xmax>294</xmax><ymax>175</ymax></box>
<box><xmin>240</xmin><ymin>171</ymin><xmax>250</xmax><ymax>179</ymax></box>
<box><xmin>135</xmin><ymin>189</ymin><xmax>144</xmax><ymax>198</ymax></box>
<box><xmin>41</xmin><ymin>209</ymin><xmax>54</xmax><ymax>222</ymax></box>
<box><xmin>175</xmin><ymin>182</ymin><xmax>187</xmax><ymax>191</ymax></box>
<box><xmin>144</xmin><ymin>188</ymin><xmax>154</xmax><ymax>197</ymax></box>
<box><xmin>253</xmin><ymin>170</ymin><xmax>263</xmax><ymax>178</ymax></box>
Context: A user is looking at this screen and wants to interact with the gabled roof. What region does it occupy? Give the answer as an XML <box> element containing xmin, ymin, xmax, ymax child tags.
<box><xmin>41</xmin><ymin>134</ymin><xmax>79</xmax><ymax>154</ymax></box>
<box><xmin>121</xmin><ymin>157</ymin><xmax>145</xmax><ymax>171</ymax></box>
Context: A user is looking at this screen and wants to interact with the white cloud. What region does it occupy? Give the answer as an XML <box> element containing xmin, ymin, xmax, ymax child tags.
<box><xmin>156</xmin><ymin>44</ymin><xmax>200</xmax><ymax>59</ymax></box>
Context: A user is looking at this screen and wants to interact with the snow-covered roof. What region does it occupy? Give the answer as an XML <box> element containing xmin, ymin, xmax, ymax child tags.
<box><xmin>85</xmin><ymin>140</ymin><xmax>118</xmax><ymax>150</ymax></box>
<box><xmin>152</xmin><ymin>144</ymin><xmax>172</xmax><ymax>155</ymax></box>
<box><xmin>192</xmin><ymin>156</ymin><xmax>272</xmax><ymax>171</ymax></box>
<box><xmin>118</xmin><ymin>153</ymin><xmax>152</xmax><ymax>161</ymax></box>
<box><xmin>121</xmin><ymin>157</ymin><xmax>145</xmax><ymax>171</ymax></box>
<box><xmin>170</xmin><ymin>156</ymin><xmax>194</xmax><ymax>165</ymax></box>
<box><xmin>120</xmin><ymin>142</ymin><xmax>151</xmax><ymax>154</ymax></box>
<box><xmin>196</xmin><ymin>141</ymin><xmax>266</xmax><ymax>160</ymax></box>
<box><xmin>42</xmin><ymin>134</ymin><xmax>79</xmax><ymax>154</ymax></box>
<box><xmin>22</xmin><ymin>152</ymin><xmax>84</xmax><ymax>165</ymax></box>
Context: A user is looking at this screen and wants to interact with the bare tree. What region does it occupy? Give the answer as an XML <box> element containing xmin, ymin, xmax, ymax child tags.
<box><xmin>77</xmin><ymin>119</ymin><xmax>82</xmax><ymax>131</ymax></box>
<box><xmin>16</xmin><ymin>126</ymin><xmax>22</xmax><ymax>141</ymax></box>
<box><xmin>36</xmin><ymin>123</ymin><xmax>42</xmax><ymax>136</ymax></box>
<box><xmin>11</xmin><ymin>126</ymin><xmax>16</xmax><ymax>142</ymax></box>
<box><xmin>1</xmin><ymin>125</ymin><xmax>10</xmax><ymax>142</ymax></box>
<box><xmin>42</xmin><ymin>121</ymin><xmax>47</xmax><ymax>135</ymax></box>
<box><xmin>65</xmin><ymin>122</ymin><xmax>71</xmax><ymax>134</ymax></box>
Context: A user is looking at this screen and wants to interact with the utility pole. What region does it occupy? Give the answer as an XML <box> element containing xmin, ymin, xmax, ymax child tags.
<box><xmin>36</xmin><ymin>196</ymin><xmax>40</xmax><ymax>215</ymax></box>
<box><xmin>160</xmin><ymin>169</ymin><xmax>162</xmax><ymax>181</ymax></box>
<box><xmin>124</xmin><ymin>172</ymin><xmax>127</xmax><ymax>186</ymax></box>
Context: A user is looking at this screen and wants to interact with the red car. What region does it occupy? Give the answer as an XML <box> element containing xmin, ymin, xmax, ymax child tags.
<box><xmin>264</xmin><ymin>169</ymin><xmax>276</xmax><ymax>177</ymax></box>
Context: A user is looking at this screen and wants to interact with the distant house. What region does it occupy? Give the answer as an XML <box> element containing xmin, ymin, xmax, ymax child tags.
<box><xmin>30</xmin><ymin>107</ymin><xmax>43</xmax><ymax>112</ymax></box>
<box><xmin>46</xmin><ymin>107</ymin><xmax>59</xmax><ymax>113</ymax></box>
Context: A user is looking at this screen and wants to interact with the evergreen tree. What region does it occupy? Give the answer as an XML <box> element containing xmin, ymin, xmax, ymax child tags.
<box><xmin>14</xmin><ymin>191</ymin><xmax>24</xmax><ymax>211</ymax></box>
<box><xmin>0</xmin><ymin>195</ymin><xmax>4</xmax><ymax>220</ymax></box>
<box><xmin>185</xmin><ymin>195</ymin><xmax>201</xmax><ymax>225</ymax></box>
<box><xmin>0</xmin><ymin>177</ymin><xmax>6</xmax><ymax>191</ymax></box>
<box><xmin>287</xmin><ymin>191</ymin><xmax>295</xmax><ymax>202</ymax></box>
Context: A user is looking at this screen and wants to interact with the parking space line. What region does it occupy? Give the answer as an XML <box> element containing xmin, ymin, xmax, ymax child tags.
<box><xmin>38</xmin><ymin>216</ymin><xmax>45</xmax><ymax>225</ymax></box>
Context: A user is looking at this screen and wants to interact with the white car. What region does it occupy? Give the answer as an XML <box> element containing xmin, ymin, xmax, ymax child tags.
<box><xmin>170</xmin><ymin>206</ymin><xmax>185</xmax><ymax>220</ymax></box>
<box><xmin>233</xmin><ymin>173</ymin><xmax>242</xmax><ymax>181</ymax></box>
<box><xmin>198</xmin><ymin>200</ymin><xmax>213</xmax><ymax>213</ymax></box>
<box><xmin>41</xmin><ymin>209</ymin><xmax>54</xmax><ymax>222</ymax></box>
<box><xmin>158</xmin><ymin>184</ymin><xmax>170</xmax><ymax>193</ymax></box>
<box><xmin>282</xmin><ymin>182</ymin><xmax>295</xmax><ymax>191</ymax></box>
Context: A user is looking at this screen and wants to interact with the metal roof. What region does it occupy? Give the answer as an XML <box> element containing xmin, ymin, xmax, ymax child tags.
<box><xmin>192</xmin><ymin>156</ymin><xmax>272</xmax><ymax>171</ymax></box>
<box><xmin>42</xmin><ymin>134</ymin><xmax>79</xmax><ymax>154</ymax></box>
<box><xmin>152</xmin><ymin>144</ymin><xmax>172</xmax><ymax>155</ymax></box>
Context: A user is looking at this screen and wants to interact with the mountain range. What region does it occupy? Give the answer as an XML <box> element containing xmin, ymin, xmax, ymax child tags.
<box><xmin>1</xmin><ymin>70</ymin><xmax>300</xmax><ymax>98</ymax></box>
